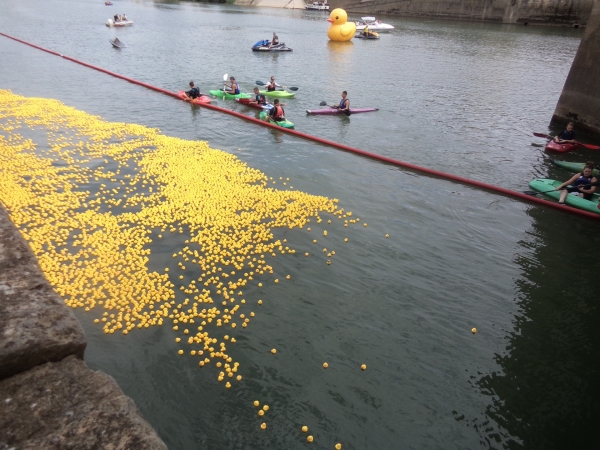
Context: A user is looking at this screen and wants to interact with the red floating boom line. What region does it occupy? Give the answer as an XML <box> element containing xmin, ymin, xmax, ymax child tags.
<box><xmin>1</xmin><ymin>31</ymin><xmax>599</xmax><ymax>221</ymax></box>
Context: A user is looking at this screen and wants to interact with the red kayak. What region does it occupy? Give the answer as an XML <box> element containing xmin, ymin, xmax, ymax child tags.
<box><xmin>545</xmin><ymin>140</ymin><xmax>583</xmax><ymax>153</ymax></box>
<box><xmin>306</xmin><ymin>107</ymin><xmax>379</xmax><ymax>115</ymax></box>
<box><xmin>235</xmin><ymin>98</ymin><xmax>272</xmax><ymax>110</ymax></box>
<box><xmin>177</xmin><ymin>91</ymin><xmax>211</xmax><ymax>104</ymax></box>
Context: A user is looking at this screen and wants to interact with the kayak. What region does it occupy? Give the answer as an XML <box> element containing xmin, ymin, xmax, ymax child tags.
<box><xmin>209</xmin><ymin>90</ymin><xmax>251</xmax><ymax>100</ymax></box>
<box><xmin>552</xmin><ymin>160</ymin><xmax>600</xmax><ymax>176</ymax></box>
<box><xmin>177</xmin><ymin>91</ymin><xmax>211</xmax><ymax>104</ymax></box>
<box><xmin>306</xmin><ymin>107</ymin><xmax>378</xmax><ymax>115</ymax></box>
<box><xmin>252</xmin><ymin>40</ymin><xmax>293</xmax><ymax>52</ymax></box>
<box><xmin>528</xmin><ymin>178</ymin><xmax>600</xmax><ymax>214</ymax></box>
<box><xmin>235</xmin><ymin>98</ymin><xmax>273</xmax><ymax>110</ymax></box>
<box><xmin>259</xmin><ymin>90</ymin><xmax>295</xmax><ymax>99</ymax></box>
<box><xmin>109</xmin><ymin>39</ymin><xmax>126</xmax><ymax>48</ymax></box>
<box><xmin>259</xmin><ymin>111</ymin><xmax>294</xmax><ymax>129</ymax></box>
<box><xmin>545</xmin><ymin>140</ymin><xmax>583</xmax><ymax>153</ymax></box>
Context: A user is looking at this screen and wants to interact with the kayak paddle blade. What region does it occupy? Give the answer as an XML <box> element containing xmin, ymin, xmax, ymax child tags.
<box><xmin>319</xmin><ymin>101</ymin><xmax>327</xmax><ymax>106</ymax></box>
<box><xmin>255</xmin><ymin>80</ymin><xmax>265</xmax><ymax>86</ymax></box>
<box><xmin>223</xmin><ymin>73</ymin><xmax>228</xmax><ymax>81</ymax></box>
<box><xmin>288</xmin><ymin>87</ymin><xmax>299</xmax><ymax>91</ymax></box>
<box><xmin>533</xmin><ymin>132</ymin><xmax>551</xmax><ymax>138</ymax></box>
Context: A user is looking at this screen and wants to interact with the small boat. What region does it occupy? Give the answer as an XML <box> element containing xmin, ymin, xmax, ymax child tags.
<box><xmin>552</xmin><ymin>159</ymin><xmax>600</xmax><ymax>176</ymax></box>
<box><xmin>528</xmin><ymin>178</ymin><xmax>600</xmax><ymax>214</ymax></box>
<box><xmin>259</xmin><ymin>90</ymin><xmax>294</xmax><ymax>99</ymax></box>
<box><xmin>355</xmin><ymin>31</ymin><xmax>380</xmax><ymax>39</ymax></box>
<box><xmin>306</xmin><ymin>107</ymin><xmax>378</xmax><ymax>115</ymax></box>
<box><xmin>251</xmin><ymin>40</ymin><xmax>293</xmax><ymax>52</ymax></box>
<box><xmin>105</xmin><ymin>1</ymin><xmax>113</xmax><ymax>5</ymax></box>
<box><xmin>209</xmin><ymin>89</ymin><xmax>251</xmax><ymax>100</ymax></box>
<box><xmin>106</xmin><ymin>18</ymin><xmax>134</xmax><ymax>27</ymax></box>
<box><xmin>545</xmin><ymin>141</ymin><xmax>583</xmax><ymax>153</ymax></box>
<box><xmin>305</xmin><ymin>0</ymin><xmax>329</xmax><ymax>10</ymax></box>
<box><xmin>176</xmin><ymin>91</ymin><xmax>211</xmax><ymax>104</ymax></box>
<box><xmin>355</xmin><ymin>17</ymin><xmax>394</xmax><ymax>31</ymax></box>
<box><xmin>109</xmin><ymin>38</ymin><xmax>126</xmax><ymax>48</ymax></box>
<box><xmin>235</xmin><ymin>98</ymin><xmax>273</xmax><ymax>110</ymax></box>
<box><xmin>259</xmin><ymin>111</ymin><xmax>294</xmax><ymax>129</ymax></box>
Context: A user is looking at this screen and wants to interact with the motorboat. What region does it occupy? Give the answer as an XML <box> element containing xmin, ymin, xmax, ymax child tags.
<box><xmin>106</xmin><ymin>17</ymin><xmax>133</xmax><ymax>27</ymax></box>
<box><xmin>251</xmin><ymin>40</ymin><xmax>292</xmax><ymax>52</ymax></box>
<box><xmin>305</xmin><ymin>1</ymin><xmax>329</xmax><ymax>10</ymax></box>
<box><xmin>105</xmin><ymin>1</ymin><xmax>113</xmax><ymax>5</ymax></box>
<box><xmin>355</xmin><ymin>17</ymin><xmax>394</xmax><ymax>31</ymax></box>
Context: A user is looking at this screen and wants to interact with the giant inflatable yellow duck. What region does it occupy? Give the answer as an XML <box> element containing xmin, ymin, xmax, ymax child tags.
<box><xmin>327</xmin><ymin>8</ymin><xmax>356</xmax><ymax>41</ymax></box>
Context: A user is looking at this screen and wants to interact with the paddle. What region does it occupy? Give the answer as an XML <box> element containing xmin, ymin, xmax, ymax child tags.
<box><xmin>255</xmin><ymin>80</ymin><xmax>299</xmax><ymax>91</ymax></box>
<box><xmin>523</xmin><ymin>181</ymin><xmax>600</xmax><ymax>196</ymax></box>
<box><xmin>533</xmin><ymin>132</ymin><xmax>600</xmax><ymax>150</ymax></box>
<box><xmin>319</xmin><ymin>101</ymin><xmax>351</xmax><ymax>116</ymax></box>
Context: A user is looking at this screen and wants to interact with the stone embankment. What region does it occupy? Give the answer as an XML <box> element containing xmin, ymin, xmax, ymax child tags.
<box><xmin>329</xmin><ymin>0</ymin><xmax>593</xmax><ymax>26</ymax></box>
<box><xmin>0</xmin><ymin>205</ymin><xmax>167</xmax><ymax>449</ymax></box>
<box><xmin>234</xmin><ymin>0</ymin><xmax>306</xmax><ymax>9</ymax></box>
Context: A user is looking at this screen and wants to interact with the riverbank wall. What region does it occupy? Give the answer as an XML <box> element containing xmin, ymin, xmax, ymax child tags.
<box><xmin>0</xmin><ymin>205</ymin><xmax>167</xmax><ymax>449</ymax></box>
<box><xmin>234</xmin><ymin>0</ymin><xmax>306</xmax><ymax>9</ymax></box>
<box><xmin>552</xmin><ymin>0</ymin><xmax>600</xmax><ymax>134</ymax></box>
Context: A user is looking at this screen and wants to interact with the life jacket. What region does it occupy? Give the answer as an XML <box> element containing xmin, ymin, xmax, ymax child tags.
<box><xmin>339</xmin><ymin>98</ymin><xmax>348</xmax><ymax>109</ymax></box>
<box><xmin>267</xmin><ymin>82</ymin><xmax>276</xmax><ymax>92</ymax></box>
<box><xmin>272</xmin><ymin>105</ymin><xmax>284</xmax><ymax>121</ymax></box>
<box><xmin>190</xmin><ymin>87</ymin><xmax>200</xmax><ymax>99</ymax></box>
<box><xmin>255</xmin><ymin>93</ymin><xmax>266</xmax><ymax>104</ymax></box>
<box><xmin>232</xmin><ymin>82</ymin><xmax>240</xmax><ymax>94</ymax></box>
<box><xmin>574</xmin><ymin>172</ymin><xmax>593</xmax><ymax>187</ymax></box>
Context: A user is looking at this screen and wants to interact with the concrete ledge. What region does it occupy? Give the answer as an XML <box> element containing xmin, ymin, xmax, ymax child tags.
<box><xmin>0</xmin><ymin>207</ymin><xmax>86</xmax><ymax>381</ymax></box>
<box><xmin>0</xmin><ymin>355</ymin><xmax>167</xmax><ymax>450</ymax></box>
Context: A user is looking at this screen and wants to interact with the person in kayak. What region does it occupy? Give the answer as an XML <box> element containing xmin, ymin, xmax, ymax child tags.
<box><xmin>224</xmin><ymin>76</ymin><xmax>240</xmax><ymax>95</ymax></box>
<box><xmin>268</xmin><ymin>99</ymin><xmax>285</xmax><ymax>122</ymax></box>
<box><xmin>268</xmin><ymin>32</ymin><xmax>279</xmax><ymax>49</ymax></box>
<box><xmin>267</xmin><ymin>76</ymin><xmax>281</xmax><ymax>92</ymax></box>
<box><xmin>184</xmin><ymin>81</ymin><xmax>201</xmax><ymax>101</ymax></box>
<box><xmin>556</xmin><ymin>162</ymin><xmax>598</xmax><ymax>203</ymax></box>
<box><xmin>554</xmin><ymin>122</ymin><xmax>576</xmax><ymax>144</ymax></box>
<box><xmin>333</xmin><ymin>91</ymin><xmax>350</xmax><ymax>112</ymax></box>
<box><xmin>250</xmin><ymin>87</ymin><xmax>267</xmax><ymax>106</ymax></box>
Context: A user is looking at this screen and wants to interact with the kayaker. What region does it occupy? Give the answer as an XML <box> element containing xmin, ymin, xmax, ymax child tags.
<box><xmin>554</xmin><ymin>122</ymin><xmax>576</xmax><ymax>144</ymax></box>
<box><xmin>267</xmin><ymin>76</ymin><xmax>281</xmax><ymax>92</ymax></box>
<box><xmin>184</xmin><ymin>81</ymin><xmax>201</xmax><ymax>101</ymax></box>
<box><xmin>333</xmin><ymin>91</ymin><xmax>350</xmax><ymax>112</ymax></box>
<box><xmin>224</xmin><ymin>76</ymin><xmax>240</xmax><ymax>95</ymax></box>
<box><xmin>268</xmin><ymin>33</ymin><xmax>279</xmax><ymax>49</ymax></box>
<box><xmin>250</xmin><ymin>87</ymin><xmax>267</xmax><ymax>106</ymax></box>
<box><xmin>268</xmin><ymin>99</ymin><xmax>285</xmax><ymax>122</ymax></box>
<box><xmin>556</xmin><ymin>162</ymin><xmax>598</xmax><ymax>203</ymax></box>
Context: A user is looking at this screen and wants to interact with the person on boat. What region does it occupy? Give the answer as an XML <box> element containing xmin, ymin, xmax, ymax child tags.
<box><xmin>556</xmin><ymin>162</ymin><xmax>598</xmax><ymax>203</ymax></box>
<box><xmin>224</xmin><ymin>76</ymin><xmax>240</xmax><ymax>95</ymax></box>
<box><xmin>333</xmin><ymin>91</ymin><xmax>350</xmax><ymax>112</ymax></box>
<box><xmin>268</xmin><ymin>99</ymin><xmax>285</xmax><ymax>122</ymax></box>
<box><xmin>250</xmin><ymin>87</ymin><xmax>267</xmax><ymax>106</ymax></box>
<box><xmin>268</xmin><ymin>33</ymin><xmax>279</xmax><ymax>49</ymax></box>
<box><xmin>184</xmin><ymin>81</ymin><xmax>201</xmax><ymax>101</ymax></box>
<box><xmin>554</xmin><ymin>122</ymin><xmax>576</xmax><ymax>144</ymax></box>
<box><xmin>123</xmin><ymin>14</ymin><xmax>128</xmax><ymax>21</ymax></box>
<box><xmin>114</xmin><ymin>14</ymin><xmax>119</xmax><ymax>22</ymax></box>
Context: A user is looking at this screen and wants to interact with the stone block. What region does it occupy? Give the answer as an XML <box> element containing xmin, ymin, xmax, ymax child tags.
<box><xmin>0</xmin><ymin>206</ymin><xmax>86</xmax><ymax>380</ymax></box>
<box><xmin>0</xmin><ymin>356</ymin><xmax>167</xmax><ymax>450</ymax></box>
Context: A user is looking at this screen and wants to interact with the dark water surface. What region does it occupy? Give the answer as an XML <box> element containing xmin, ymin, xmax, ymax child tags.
<box><xmin>1</xmin><ymin>1</ymin><xmax>600</xmax><ymax>449</ymax></box>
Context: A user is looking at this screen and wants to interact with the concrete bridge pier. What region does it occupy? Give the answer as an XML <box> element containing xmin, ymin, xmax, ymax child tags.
<box><xmin>552</xmin><ymin>0</ymin><xmax>600</xmax><ymax>136</ymax></box>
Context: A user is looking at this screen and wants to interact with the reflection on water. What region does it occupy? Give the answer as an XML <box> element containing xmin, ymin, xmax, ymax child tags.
<box><xmin>474</xmin><ymin>207</ymin><xmax>600</xmax><ymax>449</ymax></box>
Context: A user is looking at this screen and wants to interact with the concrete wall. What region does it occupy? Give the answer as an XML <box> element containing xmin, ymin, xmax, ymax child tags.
<box><xmin>552</xmin><ymin>0</ymin><xmax>600</xmax><ymax>134</ymax></box>
<box><xmin>330</xmin><ymin>0</ymin><xmax>594</xmax><ymax>25</ymax></box>
<box><xmin>234</xmin><ymin>0</ymin><xmax>306</xmax><ymax>8</ymax></box>
<box><xmin>0</xmin><ymin>205</ymin><xmax>167</xmax><ymax>449</ymax></box>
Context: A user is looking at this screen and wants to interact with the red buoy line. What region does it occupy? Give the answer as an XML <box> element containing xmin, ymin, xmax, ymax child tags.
<box><xmin>2</xmin><ymin>31</ymin><xmax>599</xmax><ymax>221</ymax></box>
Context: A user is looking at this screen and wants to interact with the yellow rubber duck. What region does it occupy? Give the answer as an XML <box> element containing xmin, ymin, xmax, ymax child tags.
<box><xmin>327</xmin><ymin>8</ymin><xmax>356</xmax><ymax>41</ymax></box>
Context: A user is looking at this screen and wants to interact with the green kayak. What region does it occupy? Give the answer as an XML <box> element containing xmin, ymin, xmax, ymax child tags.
<box><xmin>552</xmin><ymin>159</ymin><xmax>600</xmax><ymax>176</ymax></box>
<box><xmin>259</xmin><ymin>111</ymin><xmax>295</xmax><ymax>129</ymax></box>
<box><xmin>528</xmin><ymin>178</ymin><xmax>600</xmax><ymax>214</ymax></box>
<box><xmin>259</xmin><ymin>90</ymin><xmax>295</xmax><ymax>99</ymax></box>
<box><xmin>209</xmin><ymin>90</ymin><xmax>251</xmax><ymax>100</ymax></box>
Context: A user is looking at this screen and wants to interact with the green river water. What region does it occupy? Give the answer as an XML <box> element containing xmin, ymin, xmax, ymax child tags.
<box><xmin>1</xmin><ymin>0</ymin><xmax>599</xmax><ymax>448</ymax></box>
